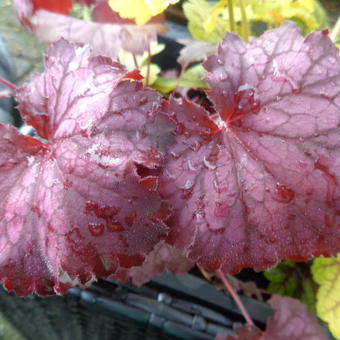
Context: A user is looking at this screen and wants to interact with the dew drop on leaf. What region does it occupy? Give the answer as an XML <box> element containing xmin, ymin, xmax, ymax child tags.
<box><xmin>219</xmin><ymin>72</ymin><xmax>228</xmax><ymax>81</ymax></box>
<box><xmin>139</xmin><ymin>96</ymin><xmax>148</xmax><ymax>105</ymax></box>
<box><xmin>107</xmin><ymin>220</ymin><xmax>125</xmax><ymax>232</ymax></box>
<box><xmin>276</xmin><ymin>184</ymin><xmax>295</xmax><ymax>203</ymax></box>
<box><xmin>88</xmin><ymin>223</ymin><xmax>105</xmax><ymax>237</ymax></box>
<box><xmin>203</xmin><ymin>156</ymin><xmax>217</xmax><ymax>170</ymax></box>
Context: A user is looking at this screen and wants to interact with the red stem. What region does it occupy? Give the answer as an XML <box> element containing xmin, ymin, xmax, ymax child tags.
<box><xmin>174</xmin><ymin>62</ymin><xmax>189</xmax><ymax>93</ymax></box>
<box><xmin>0</xmin><ymin>77</ymin><xmax>17</xmax><ymax>92</ymax></box>
<box><xmin>145</xmin><ymin>45</ymin><xmax>151</xmax><ymax>86</ymax></box>
<box><xmin>216</xmin><ymin>269</ymin><xmax>255</xmax><ymax>326</ymax></box>
<box><xmin>132</xmin><ymin>53</ymin><xmax>139</xmax><ymax>69</ymax></box>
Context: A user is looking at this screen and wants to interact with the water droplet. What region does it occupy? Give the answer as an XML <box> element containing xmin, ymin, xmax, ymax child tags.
<box><xmin>275</xmin><ymin>96</ymin><xmax>281</xmax><ymax>102</ymax></box>
<box><xmin>298</xmin><ymin>160</ymin><xmax>307</xmax><ymax>168</ymax></box>
<box><xmin>251</xmin><ymin>103</ymin><xmax>261</xmax><ymax>114</ymax></box>
<box><xmin>276</xmin><ymin>184</ymin><xmax>295</xmax><ymax>203</ymax></box>
<box><xmin>170</xmin><ymin>151</ymin><xmax>180</xmax><ymax>159</ymax></box>
<box><xmin>319</xmin><ymin>92</ymin><xmax>332</xmax><ymax>100</ymax></box>
<box><xmin>322</xmin><ymin>28</ymin><xmax>329</xmax><ymax>36</ymax></box>
<box><xmin>63</xmin><ymin>179</ymin><xmax>73</xmax><ymax>189</ymax></box>
<box><xmin>181</xmin><ymin>187</ymin><xmax>193</xmax><ymax>200</ymax></box>
<box><xmin>139</xmin><ymin>96</ymin><xmax>148</xmax><ymax>105</ymax></box>
<box><xmin>214</xmin><ymin>202</ymin><xmax>229</xmax><ymax>218</ymax></box>
<box><xmin>187</xmin><ymin>160</ymin><xmax>197</xmax><ymax>171</ymax></box>
<box><xmin>292</xmin><ymin>88</ymin><xmax>301</xmax><ymax>94</ymax></box>
<box><xmin>189</xmin><ymin>140</ymin><xmax>201</xmax><ymax>151</ymax></box>
<box><xmin>88</xmin><ymin>223</ymin><xmax>105</xmax><ymax>236</ymax></box>
<box><xmin>203</xmin><ymin>156</ymin><xmax>217</xmax><ymax>170</ymax></box>
<box><xmin>107</xmin><ymin>220</ymin><xmax>125</xmax><ymax>232</ymax></box>
<box><xmin>217</xmin><ymin>58</ymin><xmax>223</xmax><ymax>65</ymax></box>
<box><xmin>176</xmin><ymin>97</ymin><xmax>183</xmax><ymax>105</ymax></box>
<box><xmin>219</xmin><ymin>72</ymin><xmax>228</xmax><ymax>81</ymax></box>
<box><xmin>181</xmin><ymin>179</ymin><xmax>194</xmax><ymax>190</ymax></box>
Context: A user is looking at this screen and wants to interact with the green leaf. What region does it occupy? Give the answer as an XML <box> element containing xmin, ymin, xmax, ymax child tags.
<box><xmin>249</xmin><ymin>0</ymin><xmax>328</xmax><ymax>33</ymax></box>
<box><xmin>153</xmin><ymin>64</ymin><xmax>208</xmax><ymax>94</ymax></box>
<box><xmin>265</xmin><ymin>260</ymin><xmax>317</xmax><ymax>313</ymax></box>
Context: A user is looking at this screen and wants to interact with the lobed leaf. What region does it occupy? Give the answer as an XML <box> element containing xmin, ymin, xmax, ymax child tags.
<box><xmin>160</xmin><ymin>22</ymin><xmax>340</xmax><ymax>272</ymax></box>
<box><xmin>0</xmin><ymin>40</ymin><xmax>174</xmax><ymax>295</ymax></box>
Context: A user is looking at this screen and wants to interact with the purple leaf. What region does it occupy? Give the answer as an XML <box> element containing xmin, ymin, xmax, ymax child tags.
<box><xmin>111</xmin><ymin>241</ymin><xmax>194</xmax><ymax>286</ymax></box>
<box><xmin>30</xmin><ymin>10</ymin><xmax>166</xmax><ymax>58</ymax></box>
<box><xmin>223</xmin><ymin>296</ymin><xmax>326</xmax><ymax>340</ymax></box>
<box><xmin>160</xmin><ymin>22</ymin><xmax>340</xmax><ymax>272</ymax></box>
<box><xmin>264</xmin><ymin>295</ymin><xmax>327</xmax><ymax>340</ymax></box>
<box><xmin>0</xmin><ymin>40</ymin><xmax>174</xmax><ymax>295</ymax></box>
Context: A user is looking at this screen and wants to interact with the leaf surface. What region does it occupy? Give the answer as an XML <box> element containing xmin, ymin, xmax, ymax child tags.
<box><xmin>30</xmin><ymin>10</ymin><xmax>165</xmax><ymax>58</ymax></box>
<box><xmin>0</xmin><ymin>40</ymin><xmax>174</xmax><ymax>295</ymax></box>
<box><xmin>160</xmin><ymin>22</ymin><xmax>340</xmax><ymax>272</ymax></box>
<box><xmin>112</xmin><ymin>241</ymin><xmax>194</xmax><ymax>286</ymax></box>
<box><xmin>312</xmin><ymin>255</ymin><xmax>340</xmax><ymax>339</ymax></box>
<box><xmin>222</xmin><ymin>295</ymin><xmax>326</xmax><ymax>340</ymax></box>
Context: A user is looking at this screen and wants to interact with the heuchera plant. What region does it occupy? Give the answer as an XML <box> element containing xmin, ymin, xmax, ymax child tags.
<box><xmin>1</xmin><ymin>0</ymin><xmax>340</xmax><ymax>336</ymax></box>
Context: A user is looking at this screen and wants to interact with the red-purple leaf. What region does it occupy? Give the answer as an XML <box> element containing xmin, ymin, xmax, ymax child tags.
<box><xmin>13</xmin><ymin>0</ymin><xmax>166</xmax><ymax>57</ymax></box>
<box><xmin>29</xmin><ymin>10</ymin><xmax>165</xmax><ymax>58</ymax></box>
<box><xmin>264</xmin><ymin>295</ymin><xmax>327</xmax><ymax>340</ymax></box>
<box><xmin>92</xmin><ymin>0</ymin><xmax>135</xmax><ymax>24</ymax></box>
<box><xmin>111</xmin><ymin>241</ymin><xmax>194</xmax><ymax>286</ymax></box>
<box><xmin>160</xmin><ymin>22</ymin><xmax>340</xmax><ymax>272</ymax></box>
<box><xmin>0</xmin><ymin>40</ymin><xmax>173</xmax><ymax>295</ymax></box>
<box><xmin>223</xmin><ymin>296</ymin><xmax>326</xmax><ymax>340</ymax></box>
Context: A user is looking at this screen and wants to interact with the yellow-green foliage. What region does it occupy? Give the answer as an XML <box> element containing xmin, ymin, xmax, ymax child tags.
<box><xmin>183</xmin><ymin>0</ymin><xmax>328</xmax><ymax>43</ymax></box>
<box><xmin>311</xmin><ymin>255</ymin><xmax>340</xmax><ymax>339</ymax></box>
<box><xmin>108</xmin><ymin>0</ymin><xmax>180</xmax><ymax>25</ymax></box>
<box><xmin>249</xmin><ymin>0</ymin><xmax>328</xmax><ymax>33</ymax></box>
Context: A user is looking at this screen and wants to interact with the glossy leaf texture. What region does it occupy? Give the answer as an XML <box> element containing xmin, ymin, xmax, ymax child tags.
<box><xmin>221</xmin><ymin>296</ymin><xmax>326</xmax><ymax>340</ymax></box>
<box><xmin>311</xmin><ymin>255</ymin><xmax>340</xmax><ymax>339</ymax></box>
<box><xmin>0</xmin><ymin>40</ymin><xmax>175</xmax><ymax>295</ymax></box>
<box><xmin>160</xmin><ymin>22</ymin><xmax>340</xmax><ymax>273</ymax></box>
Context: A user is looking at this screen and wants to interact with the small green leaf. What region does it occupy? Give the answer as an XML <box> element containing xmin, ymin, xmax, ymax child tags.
<box><xmin>265</xmin><ymin>260</ymin><xmax>317</xmax><ymax>313</ymax></box>
<box><xmin>153</xmin><ymin>64</ymin><xmax>208</xmax><ymax>94</ymax></box>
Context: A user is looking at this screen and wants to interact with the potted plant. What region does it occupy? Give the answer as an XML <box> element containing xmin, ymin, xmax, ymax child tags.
<box><xmin>0</xmin><ymin>0</ymin><xmax>339</xmax><ymax>338</ymax></box>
